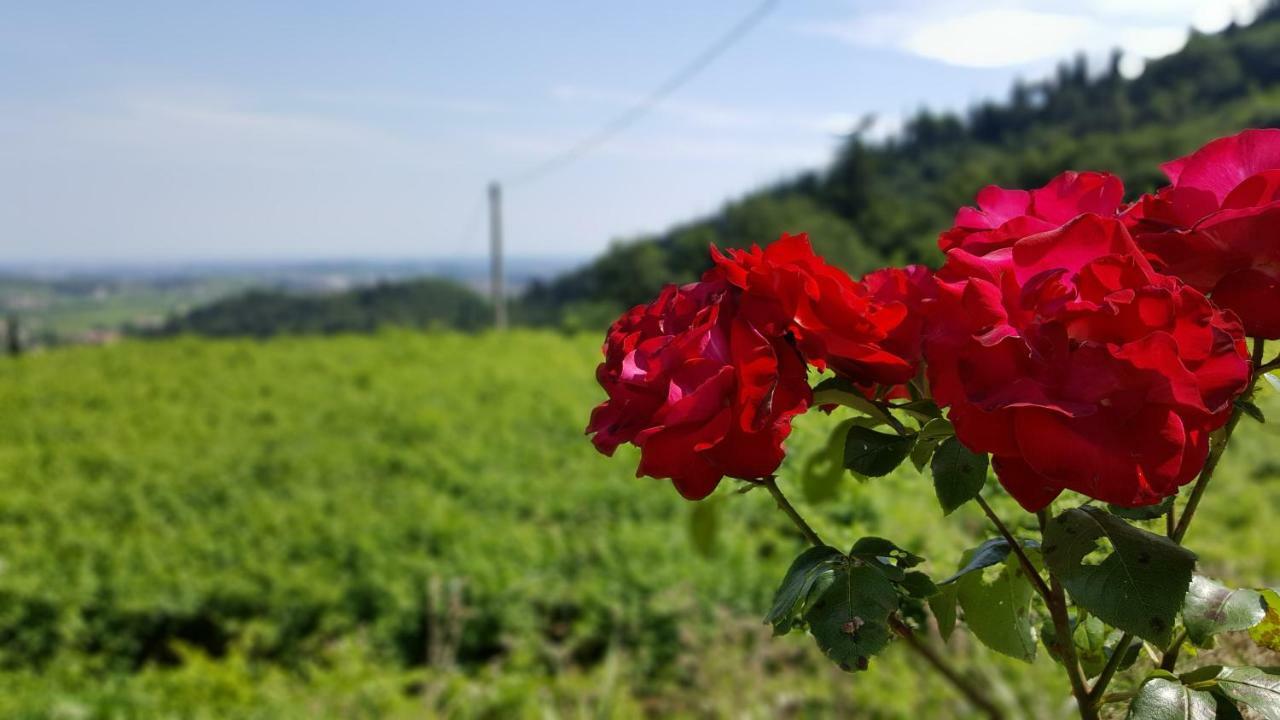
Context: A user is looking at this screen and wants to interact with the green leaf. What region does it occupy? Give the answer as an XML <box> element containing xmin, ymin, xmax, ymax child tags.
<box><xmin>843</xmin><ymin>425</ymin><xmax>915</xmax><ymax>478</ymax></box>
<box><xmin>1182</xmin><ymin>576</ymin><xmax>1267</xmax><ymax>647</ymax></box>
<box><xmin>1042</xmin><ymin>506</ymin><xmax>1196</xmax><ymax>645</ymax></box>
<box><xmin>848</xmin><ymin>536</ymin><xmax>924</xmax><ymax>569</ymax></box>
<box><xmin>812</xmin><ymin>378</ymin><xmax>894</xmax><ymax>425</ymax></box>
<box><xmin>930</xmin><ymin>436</ymin><xmax>988</xmax><ymax>515</ymax></box>
<box><xmin>1237</xmin><ymin>398</ymin><xmax>1266</xmax><ymax>423</ymax></box>
<box><xmin>1213</xmin><ymin>666</ymin><xmax>1280</xmax><ymax>720</ymax></box>
<box><xmin>910</xmin><ymin>417</ymin><xmax>954</xmax><ymax>471</ymax></box>
<box><xmin>1041</xmin><ymin>614</ymin><xmax>1126</xmax><ymax>678</ymax></box>
<box><xmin>765</xmin><ymin>545</ymin><xmax>843</xmax><ymax>635</ymax></box>
<box><xmin>929</xmin><ymin>583</ymin><xmax>958</xmax><ymax>641</ymax></box>
<box><xmin>957</xmin><ymin>555</ymin><xmax>1037</xmax><ymax>662</ymax></box>
<box><xmin>917</xmin><ymin>417</ymin><xmax>954</xmax><ymax>442</ymax></box>
<box><xmin>1126</xmin><ymin>677</ymin><xmax>1216</xmax><ymax>720</ymax></box>
<box><xmin>687</xmin><ymin>497</ymin><xmax>720</xmax><ymax>557</ymax></box>
<box><xmin>901</xmin><ymin>571</ymin><xmax>938</xmax><ymax>599</ymax></box>
<box><xmin>898</xmin><ymin>399</ymin><xmax>942</xmax><ymax>422</ymax></box>
<box><xmin>805</xmin><ymin>562</ymin><xmax>900</xmax><ymax>672</ymax></box>
<box><xmin>940</xmin><ymin>537</ymin><xmax>1040</xmax><ymax>585</ymax></box>
<box><xmin>1075</xmin><ymin>615</ymin><xmax>1111</xmax><ymax>678</ymax></box>
<box><xmin>1108</xmin><ymin>496</ymin><xmax>1175</xmax><ymax>521</ymax></box>
<box><xmin>1265</xmin><ymin>372</ymin><xmax>1280</xmax><ymax>394</ymax></box>
<box><xmin>801</xmin><ymin>418</ymin><xmax>857</xmax><ymax>503</ymax></box>
<box><xmin>1250</xmin><ymin>588</ymin><xmax>1280</xmax><ymax>652</ymax></box>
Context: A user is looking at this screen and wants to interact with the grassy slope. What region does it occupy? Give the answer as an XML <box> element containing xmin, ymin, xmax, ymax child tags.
<box><xmin>0</xmin><ymin>332</ymin><xmax>1276</xmax><ymax>718</ymax></box>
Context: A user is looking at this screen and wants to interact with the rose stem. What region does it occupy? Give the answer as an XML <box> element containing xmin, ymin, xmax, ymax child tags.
<box><xmin>758</xmin><ymin>476</ymin><xmax>825</xmax><ymax>547</ymax></box>
<box><xmin>889</xmin><ymin>616</ymin><xmax>1006</xmax><ymax>720</ymax></box>
<box><xmin>1035</xmin><ymin>508</ymin><xmax>1098</xmax><ymax>720</ymax></box>
<box><xmin>760</xmin><ymin>475</ymin><xmax>1004</xmax><ymax>719</ymax></box>
<box><xmin>1086</xmin><ymin>632</ymin><xmax>1136</xmax><ymax>707</ymax></box>
<box><xmin>975</xmin><ymin>496</ymin><xmax>1051</xmax><ymax>601</ymax></box>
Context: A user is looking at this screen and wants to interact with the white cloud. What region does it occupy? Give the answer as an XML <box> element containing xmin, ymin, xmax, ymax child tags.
<box><xmin>904</xmin><ymin>9</ymin><xmax>1096</xmax><ymax>68</ymax></box>
<box><xmin>802</xmin><ymin>0</ymin><xmax>1262</xmax><ymax>69</ymax></box>
<box><xmin>1083</xmin><ymin>0</ymin><xmax>1260</xmax><ymax>32</ymax></box>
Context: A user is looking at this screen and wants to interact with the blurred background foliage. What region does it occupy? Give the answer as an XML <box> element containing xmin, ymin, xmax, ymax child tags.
<box><xmin>0</xmin><ymin>332</ymin><xmax>1276</xmax><ymax>717</ymax></box>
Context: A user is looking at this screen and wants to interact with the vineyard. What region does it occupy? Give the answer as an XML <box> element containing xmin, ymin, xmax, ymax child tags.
<box><xmin>0</xmin><ymin>331</ymin><xmax>1276</xmax><ymax>718</ymax></box>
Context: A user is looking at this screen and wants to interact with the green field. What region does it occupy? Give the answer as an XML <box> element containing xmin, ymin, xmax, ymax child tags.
<box><xmin>0</xmin><ymin>331</ymin><xmax>1276</xmax><ymax>718</ymax></box>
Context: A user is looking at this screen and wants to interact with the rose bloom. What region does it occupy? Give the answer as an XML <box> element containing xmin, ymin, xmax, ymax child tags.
<box><xmin>712</xmin><ymin>234</ymin><xmax>932</xmax><ymax>391</ymax></box>
<box><xmin>941</xmin><ymin>171</ymin><xmax>1125</xmax><ymax>255</ymax></box>
<box><xmin>585</xmin><ymin>262</ymin><xmax>811</xmax><ymax>500</ymax></box>
<box><xmin>926</xmin><ymin>213</ymin><xmax>1251</xmax><ymax>510</ymax></box>
<box><xmin>1126</xmin><ymin>129</ymin><xmax>1280</xmax><ymax>338</ymax></box>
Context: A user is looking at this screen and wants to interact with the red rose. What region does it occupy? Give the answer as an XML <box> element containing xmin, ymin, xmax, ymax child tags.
<box><xmin>941</xmin><ymin>171</ymin><xmax>1125</xmax><ymax>255</ymax></box>
<box><xmin>1127</xmin><ymin>129</ymin><xmax>1280</xmax><ymax>338</ymax></box>
<box><xmin>926</xmin><ymin>214</ymin><xmax>1251</xmax><ymax>510</ymax></box>
<box><xmin>586</xmin><ymin>269</ymin><xmax>810</xmax><ymax>500</ymax></box>
<box><xmin>712</xmin><ymin>234</ymin><xmax>932</xmax><ymax>390</ymax></box>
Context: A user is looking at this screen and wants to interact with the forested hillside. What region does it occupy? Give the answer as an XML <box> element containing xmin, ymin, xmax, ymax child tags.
<box><xmin>521</xmin><ymin>1</ymin><xmax>1280</xmax><ymax>326</ymax></box>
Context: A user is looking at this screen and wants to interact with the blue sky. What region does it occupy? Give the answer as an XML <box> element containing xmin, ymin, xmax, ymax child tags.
<box><xmin>0</xmin><ymin>0</ymin><xmax>1261</xmax><ymax>264</ymax></box>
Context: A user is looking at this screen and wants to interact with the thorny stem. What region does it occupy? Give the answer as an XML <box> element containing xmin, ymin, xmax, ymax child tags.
<box><xmin>759</xmin><ymin>475</ymin><xmax>1005</xmax><ymax>719</ymax></box>
<box><xmin>1170</xmin><ymin>338</ymin><xmax>1265</xmax><ymax>544</ymax></box>
<box><xmin>975</xmin><ymin>496</ymin><xmax>1052</xmax><ymax>602</ymax></box>
<box><xmin>890</xmin><ymin>616</ymin><xmax>1006</xmax><ymax>720</ymax></box>
<box><xmin>1038</xmin><ymin>509</ymin><xmax>1099</xmax><ymax>720</ymax></box>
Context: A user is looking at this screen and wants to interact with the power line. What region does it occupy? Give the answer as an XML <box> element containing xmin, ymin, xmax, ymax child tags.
<box><xmin>504</xmin><ymin>0</ymin><xmax>779</xmax><ymax>187</ymax></box>
<box><xmin>453</xmin><ymin>194</ymin><xmax>486</xmax><ymax>255</ymax></box>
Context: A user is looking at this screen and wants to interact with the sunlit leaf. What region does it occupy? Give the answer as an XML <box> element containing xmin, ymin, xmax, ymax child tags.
<box><xmin>1213</xmin><ymin>666</ymin><xmax>1280</xmax><ymax>720</ymax></box>
<box><xmin>1250</xmin><ymin>588</ymin><xmax>1280</xmax><ymax>652</ymax></box>
<box><xmin>1182</xmin><ymin>576</ymin><xmax>1267</xmax><ymax>647</ymax></box>
<box><xmin>957</xmin><ymin>555</ymin><xmax>1037</xmax><ymax>662</ymax></box>
<box><xmin>1126</xmin><ymin>677</ymin><xmax>1216</xmax><ymax>719</ymax></box>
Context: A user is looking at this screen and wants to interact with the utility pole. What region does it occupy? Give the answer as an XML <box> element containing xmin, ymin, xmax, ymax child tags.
<box><xmin>488</xmin><ymin>181</ymin><xmax>507</xmax><ymax>329</ymax></box>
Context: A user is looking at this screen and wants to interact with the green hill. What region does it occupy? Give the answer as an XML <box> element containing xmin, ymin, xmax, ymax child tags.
<box><xmin>150</xmin><ymin>278</ymin><xmax>490</xmax><ymax>338</ymax></box>
<box><xmin>521</xmin><ymin>2</ymin><xmax>1280</xmax><ymax>326</ymax></box>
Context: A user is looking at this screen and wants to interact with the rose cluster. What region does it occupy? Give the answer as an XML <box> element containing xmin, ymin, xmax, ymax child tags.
<box><xmin>586</xmin><ymin>234</ymin><xmax>929</xmax><ymax>498</ymax></box>
<box><xmin>589</xmin><ymin>130</ymin><xmax>1269</xmax><ymax>510</ymax></box>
